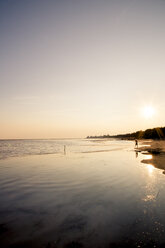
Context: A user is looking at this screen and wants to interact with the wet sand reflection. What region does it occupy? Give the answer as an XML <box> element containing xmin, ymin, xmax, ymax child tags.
<box><xmin>141</xmin><ymin>154</ymin><xmax>165</xmax><ymax>175</ymax></box>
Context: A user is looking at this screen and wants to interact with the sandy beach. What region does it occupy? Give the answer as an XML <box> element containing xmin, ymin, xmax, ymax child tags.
<box><xmin>136</xmin><ymin>140</ymin><xmax>165</xmax><ymax>173</ymax></box>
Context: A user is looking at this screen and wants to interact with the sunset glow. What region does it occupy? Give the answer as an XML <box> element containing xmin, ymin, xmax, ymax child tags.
<box><xmin>1</xmin><ymin>1</ymin><xmax>165</xmax><ymax>247</ymax></box>
<box><xmin>0</xmin><ymin>0</ymin><xmax>165</xmax><ymax>138</ymax></box>
<box><xmin>142</xmin><ymin>106</ymin><xmax>156</xmax><ymax>119</ymax></box>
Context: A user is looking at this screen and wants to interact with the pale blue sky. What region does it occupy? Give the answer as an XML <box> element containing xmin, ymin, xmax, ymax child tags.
<box><xmin>0</xmin><ymin>0</ymin><xmax>165</xmax><ymax>138</ymax></box>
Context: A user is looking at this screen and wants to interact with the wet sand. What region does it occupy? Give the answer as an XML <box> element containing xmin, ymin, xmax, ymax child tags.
<box><xmin>136</xmin><ymin>140</ymin><xmax>165</xmax><ymax>173</ymax></box>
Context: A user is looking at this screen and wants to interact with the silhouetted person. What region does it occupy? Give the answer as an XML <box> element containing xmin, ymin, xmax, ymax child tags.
<box><xmin>64</xmin><ymin>145</ymin><xmax>66</xmax><ymax>155</ymax></box>
<box><xmin>135</xmin><ymin>139</ymin><xmax>138</xmax><ymax>148</ymax></box>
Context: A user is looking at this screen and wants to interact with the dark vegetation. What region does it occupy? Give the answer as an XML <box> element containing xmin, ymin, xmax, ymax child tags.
<box><xmin>87</xmin><ymin>127</ymin><xmax>165</xmax><ymax>140</ymax></box>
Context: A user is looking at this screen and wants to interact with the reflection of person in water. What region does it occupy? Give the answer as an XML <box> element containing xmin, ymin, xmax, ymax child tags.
<box><xmin>135</xmin><ymin>139</ymin><xmax>138</xmax><ymax>148</ymax></box>
<box><xmin>136</xmin><ymin>151</ymin><xmax>138</xmax><ymax>158</ymax></box>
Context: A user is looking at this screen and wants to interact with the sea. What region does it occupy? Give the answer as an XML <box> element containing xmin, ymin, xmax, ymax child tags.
<box><xmin>0</xmin><ymin>138</ymin><xmax>165</xmax><ymax>248</ymax></box>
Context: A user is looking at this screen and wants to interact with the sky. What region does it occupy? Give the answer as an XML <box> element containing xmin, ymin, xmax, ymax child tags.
<box><xmin>0</xmin><ymin>0</ymin><xmax>165</xmax><ymax>139</ymax></box>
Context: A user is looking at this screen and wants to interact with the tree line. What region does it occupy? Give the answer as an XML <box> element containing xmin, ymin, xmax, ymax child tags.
<box><xmin>87</xmin><ymin>127</ymin><xmax>165</xmax><ymax>140</ymax></box>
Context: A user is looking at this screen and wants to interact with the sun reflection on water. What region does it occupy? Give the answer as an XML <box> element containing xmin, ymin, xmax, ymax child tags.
<box><xmin>145</xmin><ymin>154</ymin><xmax>153</xmax><ymax>160</ymax></box>
<box><xmin>142</xmin><ymin>158</ymin><xmax>157</xmax><ymax>202</ymax></box>
<box><xmin>143</xmin><ymin>154</ymin><xmax>155</xmax><ymax>176</ymax></box>
<box><xmin>147</xmin><ymin>164</ymin><xmax>155</xmax><ymax>175</ymax></box>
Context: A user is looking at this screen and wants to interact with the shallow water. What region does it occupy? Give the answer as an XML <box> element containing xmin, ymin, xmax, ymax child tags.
<box><xmin>0</xmin><ymin>138</ymin><xmax>127</xmax><ymax>159</ymax></box>
<box><xmin>0</xmin><ymin>139</ymin><xmax>165</xmax><ymax>247</ymax></box>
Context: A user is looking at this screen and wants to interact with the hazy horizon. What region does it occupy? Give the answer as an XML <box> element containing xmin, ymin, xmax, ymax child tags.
<box><xmin>1</xmin><ymin>0</ymin><xmax>165</xmax><ymax>139</ymax></box>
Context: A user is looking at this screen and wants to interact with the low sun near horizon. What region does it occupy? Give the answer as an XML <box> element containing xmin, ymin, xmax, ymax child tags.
<box><xmin>0</xmin><ymin>0</ymin><xmax>165</xmax><ymax>139</ymax></box>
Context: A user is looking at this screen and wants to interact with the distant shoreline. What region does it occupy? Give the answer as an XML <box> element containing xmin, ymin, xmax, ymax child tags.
<box><xmin>87</xmin><ymin>126</ymin><xmax>165</xmax><ymax>140</ymax></box>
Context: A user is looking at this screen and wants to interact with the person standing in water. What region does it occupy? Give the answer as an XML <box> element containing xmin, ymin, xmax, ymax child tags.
<box><xmin>135</xmin><ymin>139</ymin><xmax>138</xmax><ymax>148</ymax></box>
<box><xmin>64</xmin><ymin>145</ymin><xmax>66</xmax><ymax>155</ymax></box>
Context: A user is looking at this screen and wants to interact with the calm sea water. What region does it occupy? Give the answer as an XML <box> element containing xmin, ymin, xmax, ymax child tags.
<box><xmin>0</xmin><ymin>139</ymin><xmax>165</xmax><ymax>248</ymax></box>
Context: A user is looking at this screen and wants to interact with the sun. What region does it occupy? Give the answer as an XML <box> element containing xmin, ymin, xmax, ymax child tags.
<box><xmin>142</xmin><ymin>106</ymin><xmax>155</xmax><ymax>119</ymax></box>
